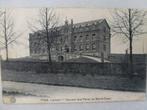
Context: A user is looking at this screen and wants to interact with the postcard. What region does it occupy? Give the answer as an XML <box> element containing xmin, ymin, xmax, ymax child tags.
<box><xmin>0</xmin><ymin>8</ymin><xmax>146</xmax><ymax>104</ymax></box>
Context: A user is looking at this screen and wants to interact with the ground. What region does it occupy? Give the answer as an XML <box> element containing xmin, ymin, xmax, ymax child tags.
<box><xmin>2</xmin><ymin>81</ymin><xmax>145</xmax><ymax>104</ymax></box>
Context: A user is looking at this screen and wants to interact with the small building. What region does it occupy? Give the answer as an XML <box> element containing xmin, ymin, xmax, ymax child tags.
<box><xmin>29</xmin><ymin>19</ymin><xmax>111</xmax><ymax>62</ymax></box>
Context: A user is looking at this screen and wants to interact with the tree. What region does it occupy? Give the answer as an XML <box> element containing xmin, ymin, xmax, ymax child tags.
<box><xmin>0</xmin><ymin>9</ymin><xmax>21</xmax><ymax>61</ymax></box>
<box><xmin>111</xmin><ymin>9</ymin><xmax>147</xmax><ymax>75</ymax></box>
<box><xmin>28</xmin><ymin>8</ymin><xmax>59</xmax><ymax>63</ymax></box>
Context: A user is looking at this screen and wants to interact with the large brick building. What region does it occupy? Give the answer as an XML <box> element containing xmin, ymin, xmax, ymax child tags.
<box><xmin>29</xmin><ymin>19</ymin><xmax>111</xmax><ymax>62</ymax></box>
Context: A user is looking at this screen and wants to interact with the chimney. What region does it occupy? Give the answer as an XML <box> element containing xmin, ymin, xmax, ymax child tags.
<box><xmin>71</xmin><ymin>19</ymin><xmax>73</xmax><ymax>25</ymax></box>
<box><xmin>65</xmin><ymin>17</ymin><xmax>68</xmax><ymax>25</ymax></box>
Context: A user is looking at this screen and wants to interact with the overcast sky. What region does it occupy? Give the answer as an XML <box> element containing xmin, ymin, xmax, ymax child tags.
<box><xmin>1</xmin><ymin>0</ymin><xmax>147</xmax><ymax>8</ymax></box>
<box><xmin>0</xmin><ymin>8</ymin><xmax>147</xmax><ymax>59</ymax></box>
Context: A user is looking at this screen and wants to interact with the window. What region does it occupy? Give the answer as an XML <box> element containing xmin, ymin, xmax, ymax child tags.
<box><xmin>85</xmin><ymin>34</ymin><xmax>89</xmax><ymax>41</ymax></box>
<box><xmin>104</xmin><ymin>44</ymin><xmax>106</xmax><ymax>51</ymax></box>
<box><xmin>73</xmin><ymin>45</ymin><xmax>77</xmax><ymax>51</ymax></box>
<box><xmin>65</xmin><ymin>45</ymin><xmax>69</xmax><ymax>53</ymax></box>
<box><xmin>79</xmin><ymin>45</ymin><xmax>83</xmax><ymax>51</ymax></box>
<box><xmin>32</xmin><ymin>50</ymin><xmax>34</xmax><ymax>54</ymax></box>
<box><xmin>92</xmin><ymin>43</ymin><xmax>96</xmax><ymax>49</ymax></box>
<box><xmin>92</xmin><ymin>33</ymin><xmax>96</xmax><ymax>40</ymax></box>
<box><xmin>92</xmin><ymin>36</ymin><xmax>95</xmax><ymax>40</ymax></box>
<box><xmin>104</xmin><ymin>35</ymin><xmax>106</xmax><ymax>41</ymax></box>
<box><xmin>80</xmin><ymin>36</ymin><xmax>83</xmax><ymax>42</ymax></box>
<box><xmin>34</xmin><ymin>50</ymin><xmax>37</xmax><ymax>54</ymax></box>
<box><xmin>85</xmin><ymin>44</ymin><xmax>89</xmax><ymax>50</ymax></box>
<box><xmin>33</xmin><ymin>42</ymin><xmax>37</xmax><ymax>47</ymax></box>
<box><xmin>38</xmin><ymin>49</ymin><xmax>41</xmax><ymax>54</ymax></box>
<box><xmin>42</xmin><ymin>48</ymin><xmax>45</xmax><ymax>53</ymax></box>
<box><xmin>51</xmin><ymin>48</ymin><xmax>55</xmax><ymax>51</ymax></box>
<box><xmin>97</xmin><ymin>43</ymin><xmax>100</xmax><ymax>51</ymax></box>
<box><xmin>92</xmin><ymin>33</ymin><xmax>96</xmax><ymax>36</ymax></box>
<box><xmin>97</xmin><ymin>28</ymin><xmax>100</xmax><ymax>32</ymax></box>
<box><xmin>60</xmin><ymin>38</ymin><xmax>63</xmax><ymax>43</ymax></box>
<box><xmin>57</xmin><ymin>38</ymin><xmax>60</xmax><ymax>43</ymax></box>
<box><xmin>85</xmin><ymin>25</ymin><xmax>89</xmax><ymax>30</ymax></box>
<box><xmin>56</xmin><ymin>47</ymin><xmax>59</xmax><ymax>51</ymax></box>
<box><xmin>74</xmin><ymin>36</ymin><xmax>77</xmax><ymax>41</ymax></box>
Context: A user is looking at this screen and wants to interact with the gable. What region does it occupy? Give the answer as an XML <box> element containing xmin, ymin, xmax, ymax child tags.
<box><xmin>100</xmin><ymin>19</ymin><xmax>110</xmax><ymax>30</ymax></box>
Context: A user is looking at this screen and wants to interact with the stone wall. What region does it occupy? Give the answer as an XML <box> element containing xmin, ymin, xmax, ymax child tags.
<box><xmin>1</xmin><ymin>61</ymin><xmax>146</xmax><ymax>92</ymax></box>
<box><xmin>1</xmin><ymin>61</ymin><xmax>146</xmax><ymax>76</ymax></box>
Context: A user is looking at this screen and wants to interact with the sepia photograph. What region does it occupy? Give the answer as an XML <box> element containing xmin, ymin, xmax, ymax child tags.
<box><xmin>0</xmin><ymin>8</ymin><xmax>146</xmax><ymax>104</ymax></box>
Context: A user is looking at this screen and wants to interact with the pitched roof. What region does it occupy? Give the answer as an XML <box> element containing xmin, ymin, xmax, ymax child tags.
<box><xmin>73</xmin><ymin>19</ymin><xmax>105</xmax><ymax>28</ymax></box>
<box><xmin>30</xmin><ymin>19</ymin><xmax>109</xmax><ymax>34</ymax></box>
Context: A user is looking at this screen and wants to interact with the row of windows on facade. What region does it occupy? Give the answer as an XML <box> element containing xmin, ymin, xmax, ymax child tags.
<box><xmin>73</xmin><ymin>33</ymin><xmax>97</xmax><ymax>42</ymax></box>
<box><xmin>31</xmin><ymin>48</ymin><xmax>47</xmax><ymax>54</ymax></box>
<box><xmin>73</xmin><ymin>43</ymin><xmax>96</xmax><ymax>51</ymax></box>
<box><xmin>31</xmin><ymin>31</ymin><xmax>108</xmax><ymax>46</ymax></box>
<box><xmin>73</xmin><ymin>44</ymin><xmax>106</xmax><ymax>51</ymax></box>
<box><xmin>73</xmin><ymin>34</ymin><xmax>107</xmax><ymax>42</ymax></box>
<box><xmin>51</xmin><ymin>42</ymin><xmax>97</xmax><ymax>52</ymax></box>
<box><xmin>55</xmin><ymin>33</ymin><xmax>107</xmax><ymax>44</ymax></box>
<box><xmin>31</xmin><ymin>36</ymin><xmax>96</xmax><ymax>48</ymax></box>
<box><xmin>31</xmin><ymin>44</ymin><xmax>106</xmax><ymax>54</ymax></box>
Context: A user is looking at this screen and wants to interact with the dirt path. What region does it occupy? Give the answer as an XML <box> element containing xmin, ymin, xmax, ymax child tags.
<box><xmin>2</xmin><ymin>81</ymin><xmax>145</xmax><ymax>104</ymax></box>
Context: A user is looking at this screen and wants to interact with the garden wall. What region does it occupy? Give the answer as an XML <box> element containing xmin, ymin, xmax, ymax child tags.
<box><xmin>1</xmin><ymin>61</ymin><xmax>146</xmax><ymax>76</ymax></box>
<box><xmin>1</xmin><ymin>61</ymin><xmax>146</xmax><ymax>92</ymax></box>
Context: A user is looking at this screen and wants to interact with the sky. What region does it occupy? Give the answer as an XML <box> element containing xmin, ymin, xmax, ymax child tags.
<box><xmin>0</xmin><ymin>8</ymin><xmax>147</xmax><ymax>59</ymax></box>
<box><xmin>1</xmin><ymin>0</ymin><xmax>147</xmax><ymax>8</ymax></box>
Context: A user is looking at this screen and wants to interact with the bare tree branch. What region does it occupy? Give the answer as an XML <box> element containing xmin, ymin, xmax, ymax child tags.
<box><xmin>0</xmin><ymin>9</ymin><xmax>22</xmax><ymax>60</ymax></box>
<box><xmin>111</xmin><ymin>8</ymin><xmax>147</xmax><ymax>75</ymax></box>
<box><xmin>111</xmin><ymin>9</ymin><xmax>147</xmax><ymax>42</ymax></box>
<box><xmin>28</xmin><ymin>8</ymin><xmax>60</xmax><ymax>63</ymax></box>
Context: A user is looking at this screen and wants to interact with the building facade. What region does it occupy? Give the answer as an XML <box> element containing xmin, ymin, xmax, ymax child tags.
<box><xmin>29</xmin><ymin>19</ymin><xmax>111</xmax><ymax>62</ymax></box>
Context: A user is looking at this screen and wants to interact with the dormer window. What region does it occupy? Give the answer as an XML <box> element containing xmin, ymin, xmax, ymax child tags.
<box><xmin>92</xmin><ymin>33</ymin><xmax>96</xmax><ymax>36</ymax></box>
<box><xmin>74</xmin><ymin>36</ymin><xmax>77</xmax><ymax>41</ymax></box>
